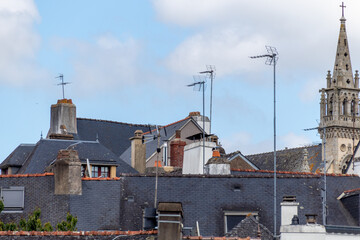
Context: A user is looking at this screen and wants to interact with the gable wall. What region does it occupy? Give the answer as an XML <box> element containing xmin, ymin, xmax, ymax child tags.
<box><xmin>0</xmin><ymin>176</ymin><xmax>69</xmax><ymax>227</ymax></box>
<box><xmin>146</xmin><ymin>121</ymin><xmax>203</xmax><ymax>167</ymax></box>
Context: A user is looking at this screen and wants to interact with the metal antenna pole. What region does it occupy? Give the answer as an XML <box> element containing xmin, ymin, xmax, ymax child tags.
<box><xmin>187</xmin><ymin>76</ymin><xmax>207</xmax><ymax>173</ymax></box>
<box><xmin>154</xmin><ymin>127</ymin><xmax>160</xmax><ymax>208</ymax></box>
<box><xmin>303</xmin><ymin>124</ymin><xmax>327</xmax><ymax>225</ymax></box>
<box><xmin>200</xmin><ymin>65</ymin><xmax>216</xmax><ymax>134</ymax></box>
<box><xmin>210</xmin><ymin>71</ymin><xmax>213</xmax><ymax>134</ymax></box>
<box><xmin>56</xmin><ymin>74</ymin><xmax>70</xmax><ymax>99</ymax></box>
<box><xmin>323</xmin><ymin>126</ymin><xmax>327</xmax><ymax>225</ymax></box>
<box><xmin>272</xmin><ymin>55</ymin><xmax>277</xmax><ymax>239</ymax></box>
<box><xmin>250</xmin><ymin>46</ymin><xmax>278</xmax><ymax>239</ymax></box>
<box><xmin>203</xmin><ymin>81</ymin><xmax>205</xmax><ymax>173</ymax></box>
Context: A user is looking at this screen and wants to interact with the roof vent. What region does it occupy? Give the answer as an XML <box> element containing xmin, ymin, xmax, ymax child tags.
<box><xmin>305</xmin><ymin>214</ymin><xmax>317</xmax><ymax>224</ymax></box>
<box><xmin>283</xmin><ymin>196</ymin><xmax>296</xmax><ymax>202</ymax></box>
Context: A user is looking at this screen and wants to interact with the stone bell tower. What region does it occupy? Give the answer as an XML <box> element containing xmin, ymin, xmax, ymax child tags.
<box><xmin>319</xmin><ymin>7</ymin><xmax>360</xmax><ymax>173</ymax></box>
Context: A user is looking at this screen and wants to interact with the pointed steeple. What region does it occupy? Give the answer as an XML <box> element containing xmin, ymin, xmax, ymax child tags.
<box><xmin>332</xmin><ymin>4</ymin><xmax>354</xmax><ymax>88</ymax></box>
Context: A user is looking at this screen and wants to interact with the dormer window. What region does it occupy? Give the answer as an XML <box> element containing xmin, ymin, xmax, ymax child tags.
<box><xmin>92</xmin><ymin>166</ymin><xmax>110</xmax><ymax>178</ymax></box>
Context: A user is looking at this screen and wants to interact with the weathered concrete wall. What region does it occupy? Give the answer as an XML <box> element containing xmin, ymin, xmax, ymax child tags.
<box><xmin>54</xmin><ymin>150</ymin><xmax>82</xmax><ymax>195</ymax></box>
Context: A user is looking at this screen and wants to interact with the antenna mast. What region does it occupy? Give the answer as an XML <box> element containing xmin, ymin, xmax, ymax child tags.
<box><xmin>250</xmin><ymin>45</ymin><xmax>278</xmax><ymax>239</ymax></box>
<box><xmin>56</xmin><ymin>74</ymin><xmax>70</xmax><ymax>99</ymax></box>
<box><xmin>200</xmin><ymin>65</ymin><xmax>216</xmax><ymax>134</ymax></box>
<box><xmin>187</xmin><ymin>76</ymin><xmax>207</xmax><ymax>173</ymax></box>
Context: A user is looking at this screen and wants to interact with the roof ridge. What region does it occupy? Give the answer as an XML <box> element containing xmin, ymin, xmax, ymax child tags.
<box><xmin>231</xmin><ymin>168</ymin><xmax>357</xmax><ymax>177</ymax></box>
<box><xmin>77</xmin><ymin>117</ymin><xmax>156</xmax><ymax>127</ymax></box>
<box><xmin>142</xmin><ymin>116</ymin><xmax>191</xmax><ymax>135</ymax></box>
<box><xmin>245</xmin><ymin>144</ymin><xmax>321</xmax><ymax>157</ymax></box>
<box><xmin>344</xmin><ymin>187</ymin><xmax>360</xmax><ymax>194</ymax></box>
<box><xmin>225</xmin><ymin>150</ymin><xmax>242</xmax><ymax>157</ymax></box>
<box><xmin>19</xmin><ymin>144</ymin><xmax>36</xmax><ymax>147</ymax></box>
<box><xmin>0</xmin><ymin>173</ymin><xmax>54</xmax><ymax>178</ymax></box>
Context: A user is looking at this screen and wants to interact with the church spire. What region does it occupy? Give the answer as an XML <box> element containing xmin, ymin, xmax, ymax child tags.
<box><xmin>332</xmin><ymin>2</ymin><xmax>354</xmax><ymax>88</ymax></box>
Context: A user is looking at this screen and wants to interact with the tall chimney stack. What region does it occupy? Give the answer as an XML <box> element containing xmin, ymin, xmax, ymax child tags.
<box><xmin>158</xmin><ymin>202</ymin><xmax>183</xmax><ymax>240</ymax></box>
<box><xmin>54</xmin><ymin>149</ymin><xmax>82</xmax><ymax>195</ymax></box>
<box><xmin>281</xmin><ymin>196</ymin><xmax>299</xmax><ymax>226</ymax></box>
<box><xmin>47</xmin><ymin>99</ymin><xmax>77</xmax><ymax>139</ymax></box>
<box><xmin>130</xmin><ymin>130</ymin><xmax>146</xmax><ymax>173</ymax></box>
<box><xmin>170</xmin><ymin>130</ymin><xmax>186</xmax><ymax>168</ymax></box>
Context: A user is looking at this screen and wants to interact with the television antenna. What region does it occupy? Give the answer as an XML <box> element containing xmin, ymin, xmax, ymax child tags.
<box><xmin>187</xmin><ymin>75</ymin><xmax>207</xmax><ymax>173</ymax></box>
<box><xmin>304</xmin><ymin>125</ymin><xmax>327</xmax><ymax>225</ymax></box>
<box><xmin>56</xmin><ymin>74</ymin><xmax>71</xmax><ymax>99</ymax></box>
<box><xmin>250</xmin><ymin>45</ymin><xmax>278</xmax><ymax>238</ymax></box>
<box><xmin>200</xmin><ymin>65</ymin><xmax>216</xmax><ymax>134</ymax></box>
<box><xmin>142</xmin><ymin>125</ymin><xmax>167</xmax><ymax>208</ymax></box>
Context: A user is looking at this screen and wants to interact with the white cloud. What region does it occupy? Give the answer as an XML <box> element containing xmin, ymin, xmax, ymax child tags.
<box><xmin>298</xmin><ymin>77</ymin><xmax>324</xmax><ymax>103</ymax></box>
<box><xmin>165</xmin><ymin>29</ymin><xmax>267</xmax><ymax>78</ymax></box>
<box><xmin>221</xmin><ymin>131</ymin><xmax>273</xmax><ymax>155</ymax></box>
<box><xmin>0</xmin><ymin>0</ymin><xmax>47</xmax><ymax>86</ymax></box>
<box><xmin>279</xmin><ymin>132</ymin><xmax>312</xmax><ymax>149</ymax></box>
<box><xmin>221</xmin><ymin>131</ymin><xmax>312</xmax><ymax>155</ymax></box>
<box><xmin>154</xmin><ymin>0</ymin><xmax>360</xmax><ymax>84</ymax></box>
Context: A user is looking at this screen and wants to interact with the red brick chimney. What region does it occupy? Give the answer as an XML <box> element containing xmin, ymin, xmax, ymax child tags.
<box><xmin>170</xmin><ymin>130</ymin><xmax>186</xmax><ymax>168</ymax></box>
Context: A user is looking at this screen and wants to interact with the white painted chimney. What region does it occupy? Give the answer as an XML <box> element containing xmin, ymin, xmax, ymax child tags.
<box><xmin>281</xmin><ymin>196</ymin><xmax>299</xmax><ymax>226</ymax></box>
<box><xmin>205</xmin><ymin>148</ymin><xmax>230</xmax><ymax>175</ymax></box>
<box><xmin>182</xmin><ymin>141</ymin><xmax>216</xmax><ymax>174</ymax></box>
<box><xmin>188</xmin><ymin>111</ymin><xmax>210</xmax><ymax>134</ymax></box>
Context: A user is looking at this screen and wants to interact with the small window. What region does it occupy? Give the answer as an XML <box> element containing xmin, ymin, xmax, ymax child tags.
<box><xmin>1</xmin><ymin>186</ymin><xmax>24</xmax><ymax>212</ymax></box>
<box><xmin>224</xmin><ymin>211</ymin><xmax>258</xmax><ymax>233</ymax></box>
<box><xmin>92</xmin><ymin>166</ymin><xmax>99</xmax><ymax>177</ymax></box>
<box><xmin>91</xmin><ymin>166</ymin><xmax>110</xmax><ymax>178</ymax></box>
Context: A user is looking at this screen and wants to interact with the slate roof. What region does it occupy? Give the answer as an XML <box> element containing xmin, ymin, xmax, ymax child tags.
<box><xmin>0</xmin><ymin>144</ymin><xmax>35</xmax><ymax>168</ymax></box>
<box><xmin>75</xmin><ymin>118</ymin><xmax>154</xmax><ymax>157</ymax></box>
<box><xmin>226</xmin><ymin>151</ymin><xmax>259</xmax><ymax>170</ymax></box>
<box><xmin>120</xmin><ymin>117</ymin><xmax>192</xmax><ymax>165</ymax></box>
<box><xmin>225</xmin><ymin>216</ymin><xmax>273</xmax><ymax>240</ymax></box>
<box><xmin>245</xmin><ymin>144</ymin><xmax>322</xmax><ymax>173</ymax></box>
<box><xmin>16</xmin><ymin>139</ymin><xmax>136</xmax><ymax>174</ymax></box>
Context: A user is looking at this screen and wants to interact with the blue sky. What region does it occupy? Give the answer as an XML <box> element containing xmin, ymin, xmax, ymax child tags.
<box><xmin>1</xmin><ymin>0</ymin><xmax>360</xmax><ymax>161</ymax></box>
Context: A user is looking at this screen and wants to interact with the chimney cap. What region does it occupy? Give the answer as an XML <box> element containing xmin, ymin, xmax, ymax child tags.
<box><xmin>305</xmin><ymin>214</ymin><xmax>317</xmax><ymax>224</ymax></box>
<box><xmin>188</xmin><ymin>111</ymin><xmax>200</xmax><ymax>117</ymax></box>
<box><xmin>134</xmin><ymin>129</ymin><xmax>144</xmax><ymax>137</ymax></box>
<box><xmin>57</xmin><ymin>99</ymin><xmax>73</xmax><ymax>104</ymax></box>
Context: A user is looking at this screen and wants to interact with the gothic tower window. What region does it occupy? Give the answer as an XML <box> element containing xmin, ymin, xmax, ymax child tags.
<box><xmin>342</xmin><ymin>99</ymin><xmax>346</xmax><ymax>115</ymax></box>
<box><xmin>351</xmin><ymin>100</ymin><xmax>355</xmax><ymax>116</ymax></box>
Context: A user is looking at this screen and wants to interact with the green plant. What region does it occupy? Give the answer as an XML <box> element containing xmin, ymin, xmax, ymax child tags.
<box><xmin>26</xmin><ymin>208</ymin><xmax>43</xmax><ymax>231</ymax></box>
<box><xmin>0</xmin><ymin>200</ymin><xmax>4</xmax><ymax>214</ymax></box>
<box><xmin>4</xmin><ymin>222</ymin><xmax>17</xmax><ymax>231</ymax></box>
<box><xmin>19</xmin><ymin>218</ymin><xmax>26</xmax><ymax>230</ymax></box>
<box><xmin>56</xmin><ymin>213</ymin><xmax>77</xmax><ymax>231</ymax></box>
<box><xmin>0</xmin><ymin>221</ymin><xmax>5</xmax><ymax>231</ymax></box>
<box><xmin>42</xmin><ymin>222</ymin><xmax>53</xmax><ymax>232</ymax></box>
